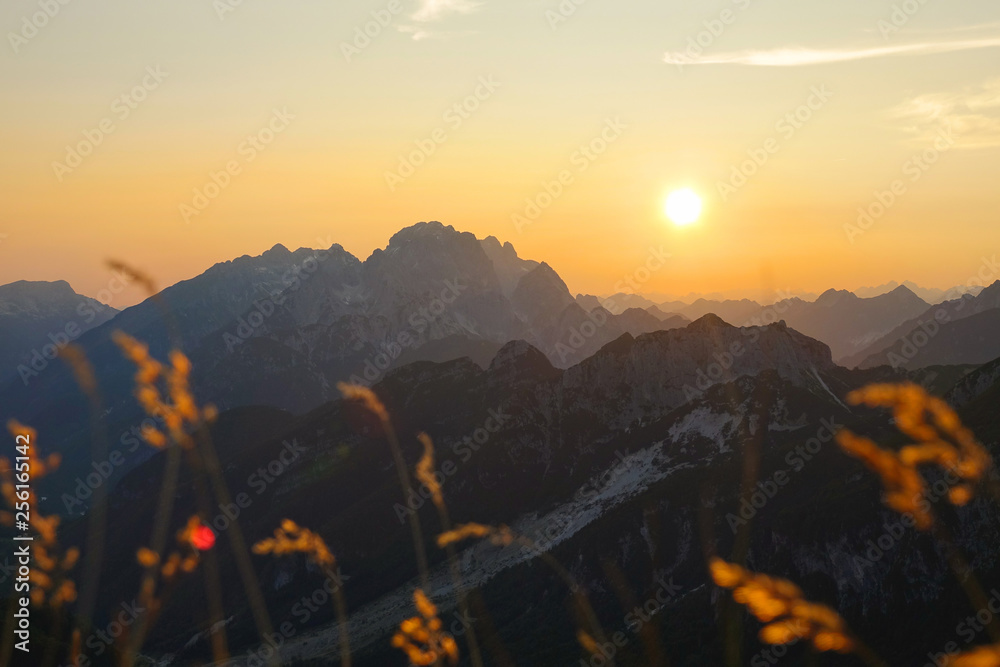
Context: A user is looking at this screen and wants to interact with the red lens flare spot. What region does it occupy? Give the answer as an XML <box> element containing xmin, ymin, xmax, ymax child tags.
<box><xmin>192</xmin><ymin>525</ymin><xmax>216</xmax><ymax>551</ymax></box>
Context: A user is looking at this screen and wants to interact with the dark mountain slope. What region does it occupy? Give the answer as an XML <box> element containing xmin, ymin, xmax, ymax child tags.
<box><xmin>845</xmin><ymin>280</ymin><xmax>1000</xmax><ymax>369</ymax></box>
<box><xmin>0</xmin><ymin>279</ymin><xmax>117</xmax><ymax>385</ymax></box>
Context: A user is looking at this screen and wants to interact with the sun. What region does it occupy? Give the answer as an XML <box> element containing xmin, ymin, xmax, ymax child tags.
<box><xmin>665</xmin><ymin>189</ymin><xmax>703</xmax><ymax>227</ymax></box>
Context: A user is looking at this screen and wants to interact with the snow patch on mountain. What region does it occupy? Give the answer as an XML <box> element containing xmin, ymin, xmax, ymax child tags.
<box><xmin>668</xmin><ymin>406</ymin><xmax>742</xmax><ymax>454</ymax></box>
<box><xmin>213</xmin><ymin>436</ymin><xmax>706</xmax><ymax>665</ymax></box>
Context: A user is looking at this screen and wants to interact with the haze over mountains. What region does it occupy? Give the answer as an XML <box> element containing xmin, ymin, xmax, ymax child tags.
<box><xmin>853</xmin><ymin>280</ymin><xmax>984</xmax><ymax>303</ymax></box>
<box><xmin>580</xmin><ymin>283</ymin><xmax>1000</xmax><ymax>365</ymax></box>
<box><xmin>4</xmin><ymin>223</ymin><xmax>989</xmax><ymax>407</ymax></box>
<box><xmin>3</xmin><ymin>221</ymin><xmax>998</xmax><ymax>507</ymax></box>
<box><xmin>5</xmin><ymin>222</ymin><xmax>998</xmax><ymax>418</ymax></box>
<box><xmin>4</xmin><ymin>222</ymin><xmax>1000</xmax><ymax>665</ymax></box>
<box><xmin>845</xmin><ymin>280</ymin><xmax>1000</xmax><ymax>370</ymax></box>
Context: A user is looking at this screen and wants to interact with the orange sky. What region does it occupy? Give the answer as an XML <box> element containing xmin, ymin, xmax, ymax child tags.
<box><xmin>2</xmin><ymin>0</ymin><xmax>999</xmax><ymax>307</ymax></box>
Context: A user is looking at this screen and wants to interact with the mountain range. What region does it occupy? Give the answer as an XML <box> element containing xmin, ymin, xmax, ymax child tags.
<box><xmin>5</xmin><ymin>222</ymin><xmax>1000</xmax><ymax>665</ymax></box>
<box><xmin>853</xmin><ymin>279</ymin><xmax>984</xmax><ymax>303</ymax></box>
<box><xmin>64</xmin><ymin>313</ymin><xmax>1000</xmax><ymax>666</ymax></box>
<box><xmin>4</xmin><ymin>223</ymin><xmax>1000</xmax><ymax>501</ymax></box>
<box><xmin>0</xmin><ymin>279</ymin><xmax>116</xmax><ymax>385</ymax></box>
<box><xmin>841</xmin><ymin>280</ymin><xmax>1000</xmax><ymax>369</ymax></box>
<box><xmin>581</xmin><ymin>285</ymin><xmax>939</xmax><ymax>361</ymax></box>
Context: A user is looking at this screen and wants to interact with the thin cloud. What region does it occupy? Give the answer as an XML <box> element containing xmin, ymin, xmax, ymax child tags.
<box><xmin>411</xmin><ymin>0</ymin><xmax>483</xmax><ymax>23</ymax></box>
<box><xmin>398</xmin><ymin>25</ymin><xmax>433</xmax><ymax>41</ymax></box>
<box><xmin>665</xmin><ymin>37</ymin><xmax>1000</xmax><ymax>67</ymax></box>
<box><xmin>399</xmin><ymin>0</ymin><xmax>483</xmax><ymax>41</ymax></box>
<box><xmin>891</xmin><ymin>79</ymin><xmax>1000</xmax><ymax>149</ymax></box>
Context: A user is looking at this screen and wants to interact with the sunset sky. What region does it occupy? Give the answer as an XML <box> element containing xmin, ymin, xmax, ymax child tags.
<box><xmin>2</xmin><ymin>0</ymin><xmax>999</xmax><ymax>307</ymax></box>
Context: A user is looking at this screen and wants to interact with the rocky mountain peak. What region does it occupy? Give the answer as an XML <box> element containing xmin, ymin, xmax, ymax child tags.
<box><xmin>687</xmin><ymin>312</ymin><xmax>732</xmax><ymax>331</ymax></box>
<box><xmin>262</xmin><ymin>243</ymin><xmax>290</xmax><ymax>256</ymax></box>
<box><xmin>511</xmin><ymin>262</ymin><xmax>574</xmax><ymax>321</ymax></box>
<box><xmin>976</xmin><ymin>279</ymin><xmax>1000</xmax><ymax>306</ymax></box>
<box><xmin>487</xmin><ymin>339</ymin><xmax>556</xmax><ymax>376</ymax></box>
<box><xmin>877</xmin><ymin>284</ymin><xmax>927</xmax><ymax>306</ymax></box>
<box><xmin>816</xmin><ymin>288</ymin><xmax>856</xmax><ymax>305</ymax></box>
<box><xmin>480</xmin><ymin>235</ymin><xmax>539</xmax><ymax>299</ymax></box>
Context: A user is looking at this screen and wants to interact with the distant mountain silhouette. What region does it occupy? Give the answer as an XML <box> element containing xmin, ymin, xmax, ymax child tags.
<box><xmin>588</xmin><ymin>287</ymin><xmax>930</xmax><ymax>362</ymax></box>
<box><xmin>740</xmin><ymin>285</ymin><xmax>931</xmax><ymax>361</ymax></box>
<box><xmin>676</xmin><ymin>298</ymin><xmax>762</xmax><ymax>324</ymax></box>
<box><xmin>0</xmin><ymin>280</ymin><xmax>116</xmax><ymax>385</ymax></box>
<box><xmin>644</xmin><ymin>304</ymin><xmax>688</xmax><ymax>323</ymax></box>
<box><xmin>854</xmin><ymin>280</ymin><xmax>984</xmax><ymax>304</ymax></box>
<box><xmin>846</xmin><ymin>280</ymin><xmax>1000</xmax><ymax>369</ymax></box>
<box><xmin>0</xmin><ymin>222</ymin><xmax>699</xmax><ymax>496</ymax></box>
<box><xmin>858</xmin><ymin>307</ymin><xmax>1000</xmax><ymax>370</ymax></box>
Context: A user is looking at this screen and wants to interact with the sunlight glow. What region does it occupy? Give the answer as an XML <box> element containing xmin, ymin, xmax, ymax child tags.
<box><xmin>665</xmin><ymin>189</ymin><xmax>703</xmax><ymax>227</ymax></box>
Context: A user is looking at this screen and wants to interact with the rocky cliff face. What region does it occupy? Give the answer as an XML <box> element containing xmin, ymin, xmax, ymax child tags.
<box><xmin>195</xmin><ymin>222</ymin><xmax>703</xmax><ymax>411</ymax></box>
<box><xmin>949</xmin><ymin>357</ymin><xmax>1000</xmax><ymax>407</ymax></box>
<box><xmin>560</xmin><ymin>315</ymin><xmax>835</xmax><ymax>428</ymax></box>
